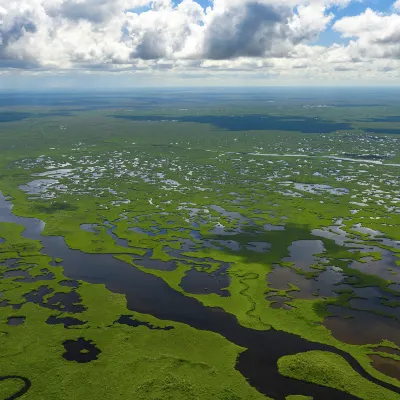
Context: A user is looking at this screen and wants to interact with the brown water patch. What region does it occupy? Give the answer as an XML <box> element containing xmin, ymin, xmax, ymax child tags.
<box><xmin>324</xmin><ymin>305</ymin><xmax>400</xmax><ymax>346</ymax></box>
<box><xmin>369</xmin><ymin>355</ymin><xmax>400</xmax><ymax>381</ymax></box>
<box><xmin>375</xmin><ymin>347</ymin><xmax>400</xmax><ymax>357</ymax></box>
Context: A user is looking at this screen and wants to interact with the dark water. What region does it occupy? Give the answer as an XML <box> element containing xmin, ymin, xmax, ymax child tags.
<box><xmin>267</xmin><ymin>295</ymin><xmax>294</xmax><ymax>310</ymax></box>
<box><xmin>0</xmin><ymin>376</ymin><xmax>31</xmax><ymax>400</ymax></box>
<box><xmin>113</xmin><ymin>114</ymin><xmax>351</xmax><ymax>134</ymax></box>
<box><xmin>281</xmin><ymin>240</ymin><xmax>325</xmax><ymax>272</ymax></box>
<box><xmin>116</xmin><ymin>315</ymin><xmax>174</xmax><ymax>330</ymax></box>
<box><xmin>369</xmin><ymin>355</ymin><xmax>400</xmax><ymax>381</ymax></box>
<box><xmin>46</xmin><ymin>315</ymin><xmax>86</xmax><ymax>328</ymax></box>
<box><xmin>0</xmin><ymin>112</ymin><xmax>36</xmax><ymax>123</ymax></box>
<box><xmin>4</xmin><ymin>270</ymin><xmax>30</xmax><ymax>279</ymax></box>
<box><xmin>375</xmin><ymin>347</ymin><xmax>400</xmax><ymax>357</ymax></box>
<box><xmin>324</xmin><ymin>305</ymin><xmax>400</xmax><ymax>346</ymax></box>
<box><xmin>7</xmin><ymin>317</ymin><xmax>26</xmax><ymax>326</ymax></box>
<box><xmin>0</xmin><ymin>192</ymin><xmax>399</xmax><ymax>399</ymax></box>
<box><xmin>62</xmin><ymin>338</ymin><xmax>101</xmax><ymax>363</ymax></box>
<box><xmin>24</xmin><ymin>286</ymin><xmax>86</xmax><ymax>313</ymax></box>
<box><xmin>180</xmin><ymin>267</ymin><xmax>230</xmax><ymax>297</ymax></box>
<box><xmin>59</xmin><ymin>280</ymin><xmax>79</xmax><ymax>288</ymax></box>
<box><xmin>267</xmin><ymin>265</ymin><xmax>343</xmax><ymax>300</ymax></box>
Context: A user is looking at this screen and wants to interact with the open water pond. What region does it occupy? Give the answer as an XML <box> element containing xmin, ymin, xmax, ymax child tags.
<box><xmin>80</xmin><ymin>224</ymin><xmax>98</xmax><ymax>234</ymax></box>
<box><xmin>7</xmin><ymin>316</ymin><xmax>26</xmax><ymax>326</ymax></box>
<box><xmin>282</xmin><ymin>240</ymin><xmax>325</xmax><ymax>272</ymax></box>
<box><xmin>62</xmin><ymin>338</ymin><xmax>101</xmax><ymax>363</ymax></box>
<box><xmin>19</xmin><ymin>179</ymin><xmax>67</xmax><ymax>196</ymax></box>
<box><xmin>324</xmin><ymin>305</ymin><xmax>400</xmax><ymax>346</ymax></box>
<box><xmin>3</xmin><ymin>270</ymin><xmax>30</xmax><ymax>279</ymax></box>
<box><xmin>348</xmin><ymin>286</ymin><xmax>400</xmax><ymax>319</ymax></box>
<box><xmin>180</xmin><ymin>267</ymin><xmax>230</xmax><ymax>297</ymax></box>
<box><xmin>350</xmin><ymin>250</ymin><xmax>400</xmax><ymax>283</ymax></box>
<box><xmin>369</xmin><ymin>355</ymin><xmax>400</xmax><ymax>381</ymax></box>
<box><xmin>375</xmin><ymin>347</ymin><xmax>400</xmax><ymax>357</ymax></box>
<box><xmin>267</xmin><ymin>295</ymin><xmax>294</xmax><ymax>310</ymax></box>
<box><xmin>46</xmin><ymin>315</ymin><xmax>86</xmax><ymax>328</ymax></box>
<box><xmin>267</xmin><ymin>265</ymin><xmax>344</xmax><ymax>300</ymax></box>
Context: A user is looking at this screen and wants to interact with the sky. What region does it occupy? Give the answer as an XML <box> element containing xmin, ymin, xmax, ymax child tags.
<box><xmin>2</xmin><ymin>0</ymin><xmax>400</xmax><ymax>89</ymax></box>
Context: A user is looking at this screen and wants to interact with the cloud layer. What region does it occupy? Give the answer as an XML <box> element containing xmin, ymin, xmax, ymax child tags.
<box><xmin>1</xmin><ymin>0</ymin><xmax>400</xmax><ymax>82</ymax></box>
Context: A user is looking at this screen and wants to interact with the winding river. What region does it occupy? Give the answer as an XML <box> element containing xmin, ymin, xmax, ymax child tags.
<box><xmin>0</xmin><ymin>192</ymin><xmax>399</xmax><ymax>400</ymax></box>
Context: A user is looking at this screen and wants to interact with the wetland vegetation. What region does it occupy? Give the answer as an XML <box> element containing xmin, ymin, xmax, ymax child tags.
<box><xmin>0</xmin><ymin>88</ymin><xmax>400</xmax><ymax>399</ymax></box>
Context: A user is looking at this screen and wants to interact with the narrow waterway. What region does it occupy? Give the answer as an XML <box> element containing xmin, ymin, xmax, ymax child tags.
<box><xmin>1</xmin><ymin>192</ymin><xmax>399</xmax><ymax>400</ymax></box>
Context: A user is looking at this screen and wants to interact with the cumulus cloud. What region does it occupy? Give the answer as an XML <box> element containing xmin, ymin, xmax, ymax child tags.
<box><xmin>203</xmin><ymin>3</ymin><xmax>293</xmax><ymax>59</ymax></box>
<box><xmin>0</xmin><ymin>0</ymin><xmax>400</xmax><ymax>84</ymax></box>
<box><xmin>56</xmin><ymin>0</ymin><xmax>126</xmax><ymax>23</ymax></box>
<box><xmin>0</xmin><ymin>0</ymin><xmax>338</xmax><ymax>69</ymax></box>
<box><xmin>333</xmin><ymin>8</ymin><xmax>400</xmax><ymax>59</ymax></box>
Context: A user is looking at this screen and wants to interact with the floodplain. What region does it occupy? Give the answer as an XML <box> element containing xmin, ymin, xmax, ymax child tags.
<box><xmin>0</xmin><ymin>88</ymin><xmax>400</xmax><ymax>399</ymax></box>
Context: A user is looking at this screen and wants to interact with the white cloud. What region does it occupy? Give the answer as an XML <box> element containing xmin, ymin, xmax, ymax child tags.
<box><xmin>0</xmin><ymin>0</ymin><xmax>400</xmax><ymax>85</ymax></box>
<box><xmin>333</xmin><ymin>8</ymin><xmax>400</xmax><ymax>59</ymax></box>
<box><xmin>0</xmin><ymin>0</ymin><xmax>341</xmax><ymax>68</ymax></box>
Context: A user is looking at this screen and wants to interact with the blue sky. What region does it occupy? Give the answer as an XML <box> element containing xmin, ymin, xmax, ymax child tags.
<box><xmin>315</xmin><ymin>0</ymin><xmax>397</xmax><ymax>45</ymax></box>
<box><xmin>192</xmin><ymin>0</ymin><xmax>395</xmax><ymax>12</ymax></box>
